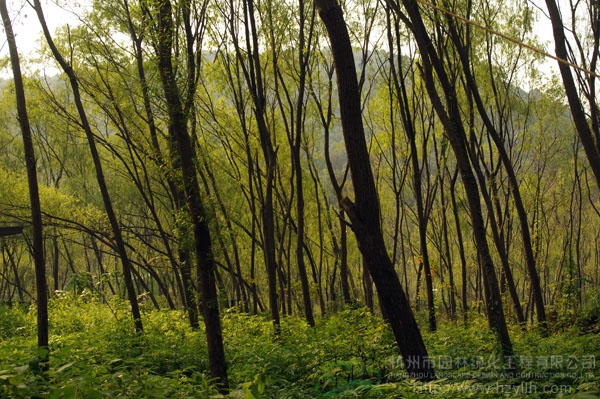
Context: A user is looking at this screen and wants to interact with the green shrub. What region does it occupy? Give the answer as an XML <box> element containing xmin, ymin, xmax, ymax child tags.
<box><xmin>0</xmin><ymin>299</ymin><xmax>599</xmax><ymax>398</ymax></box>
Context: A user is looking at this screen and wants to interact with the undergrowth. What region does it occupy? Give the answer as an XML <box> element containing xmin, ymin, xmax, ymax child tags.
<box><xmin>0</xmin><ymin>294</ymin><xmax>598</xmax><ymax>398</ymax></box>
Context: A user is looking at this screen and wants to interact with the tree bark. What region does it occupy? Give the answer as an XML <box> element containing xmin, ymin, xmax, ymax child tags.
<box><xmin>387</xmin><ymin>0</ymin><xmax>514</xmax><ymax>361</ymax></box>
<box><xmin>1</xmin><ymin>0</ymin><xmax>49</xmax><ymax>368</ymax></box>
<box><xmin>315</xmin><ymin>0</ymin><xmax>434</xmax><ymax>380</ymax></box>
<box><xmin>33</xmin><ymin>0</ymin><xmax>143</xmax><ymax>334</ymax></box>
<box><xmin>153</xmin><ymin>0</ymin><xmax>228</xmax><ymax>390</ymax></box>
<box><xmin>545</xmin><ymin>0</ymin><xmax>600</xmax><ymax>188</ymax></box>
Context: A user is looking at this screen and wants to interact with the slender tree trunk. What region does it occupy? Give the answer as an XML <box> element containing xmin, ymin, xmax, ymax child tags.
<box><xmin>449</xmin><ymin>168</ymin><xmax>469</xmax><ymax>322</ymax></box>
<box><xmin>315</xmin><ymin>0</ymin><xmax>434</xmax><ymax>380</ymax></box>
<box><xmin>339</xmin><ymin>213</ymin><xmax>351</xmax><ymax>305</ymax></box>
<box><xmin>444</xmin><ymin>13</ymin><xmax>546</xmax><ymax>328</ymax></box>
<box><xmin>6</xmin><ymin>247</ymin><xmax>27</xmax><ymax>303</ymax></box>
<box><xmin>362</xmin><ymin>257</ymin><xmax>374</xmax><ymax>311</ymax></box>
<box><xmin>312</xmin><ymin>63</ymin><xmax>352</xmax><ymax>306</ymax></box>
<box><xmin>52</xmin><ymin>235</ymin><xmax>60</xmax><ymax>293</ymax></box>
<box><xmin>388</xmin><ymin>0</ymin><xmax>514</xmax><ymax>361</ymax></box>
<box><xmin>439</xmin><ymin>172</ymin><xmax>457</xmax><ymax>320</ymax></box>
<box><xmin>1</xmin><ymin>1</ymin><xmax>49</xmax><ymax>368</ymax></box>
<box><xmin>466</xmin><ymin>125</ymin><xmax>525</xmax><ymax>324</ymax></box>
<box><xmin>306</xmin><ymin>158</ymin><xmax>329</xmax><ymax>315</ymax></box>
<box><xmin>237</xmin><ymin>0</ymin><xmax>281</xmax><ymax>334</ymax></box>
<box><xmin>202</xmin><ymin>160</ymin><xmax>249</xmax><ymax>310</ymax></box>
<box><xmin>153</xmin><ymin>0</ymin><xmax>228</xmax><ymax>390</ymax></box>
<box><xmin>545</xmin><ymin>0</ymin><xmax>600</xmax><ymax>188</ymax></box>
<box><xmin>123</xmin><ymin>2</ymin><xmax>198</xmax><ymax>325</ymax></box>
<box><xmin>390</xmin><ymin>39</ymin><xmax>436</xmax><ymax>329</ymax></box>
<box><xmin>290</xmin><ymin>0</ymin><xmax>315</xmax><ymax>327</ymax></box>
<box><xmin>34</xmin><ymin>0</ymin><xmax>143</xmax><ymax>334</ymax></box>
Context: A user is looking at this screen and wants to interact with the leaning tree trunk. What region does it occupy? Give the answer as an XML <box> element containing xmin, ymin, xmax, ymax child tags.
<box><xmin>544</xmin><ymin>0</ymin><xmax>600</xmax><ymax>188</ymax></box>
<box><xmin>33</xmin><ymin>0</ymin><xmax>143</xmax><ymax>334</ymax></box>
<box><xmin>1</xmin><ymin>0</ymin><xmax>49</xmax><ymax>368</ymax></box>
<box><xmin>444</xmin><ymin>13</ymin><xmax>546</xmax><ymax>329</ymax></box>
<box><xmin>389</xmin><ymin>0</ymin><xmax>514</xmax><ymax>361</ymax></box>
<box><xmin>315</xmin><ymin>0</ymin><xmax>435</xmax><ymax>380</ymax></box>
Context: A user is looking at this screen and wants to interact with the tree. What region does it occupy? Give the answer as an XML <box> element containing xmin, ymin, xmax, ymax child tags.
<box><xmin>314</xmin><ymin>0</ymin><xmax>435</xmax><ymax>380</ymax></box>
<box><xmin>217</xmin><ymin>0</ymin><xmax>283</xmax><ymax>333</ymax></box>
<box><xmin>308</xmin><ymin>56</ymin><xmax>353</xmax><ymax>307</ymax></box>
<box><xmin>0</xmin><ymin>0</ymin><xmax>48</xmax><ymax>369</ymax></box>
<box><xmin>150</xmin><ymin>0</ymin><xmax>228</xmax><ymax>390</ymax></box>
<box><xmin>33</xmin><ymin>0</ymin><xmax>144</xmax><ymax>334</ymax></box>
<box><xmin>121</xmin><ymin>0</ymin><xmax>199</xmax><ymax>326</ymax></box>
<box><xmin>385</xmin><ymin>9</ymin><xmax>437</xmax><ymax>330</ymax></box>
<box><xmin>441</xmin><ymin>0</ymin><xmax>546</xmax><ymax>328</ymax></box>
<box><xmin>385</xmin><ymin>0</ymin><xmax>514</xmax><ymax>361</ymax></box>
<box><xmin>287</xmin><ymin>0</ymin><xmax>316</xmax><ymax>326</ymax></box>
<box><xmin>544</xmin><ymin>0</ymin><xmax>600</xmax><ymax>189</ymax></box>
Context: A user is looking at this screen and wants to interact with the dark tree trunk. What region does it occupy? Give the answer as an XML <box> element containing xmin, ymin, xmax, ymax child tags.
<box><xmin>123</xmin><ymin>2</ymin><xmax>197</xmax><ymax>325</ymax></box>
<box><xmin>315</xmin><ymin>0</ymin><xmax>434</xmax><ymax>380</ymax></box>
<box><xmin>388</xmin><ymin>0</ymin><xmax>514</xmax><ymax>361</ymax></box>
<box><xmin>201</xmin><ymin>160</ymin><xmax>248</xmax><ymax>311</ymax></box>
<box><xmin>545</xmin><ymin>0</ymin><xmax>600</xmax><ymax>188</ymax></box>
<box><xmin>339</xmin><ymin>213</ymin><xmax>351</xmax><ymax>305</ymax></box>
<box><xmin>387</xmin><ymin>20</ymin><xmax>436</xmax><ymax>329</ymax></box>
<box><xmin>153</xmin><ymin>0</ymin><xmax>228</xmax><ymax>390</ymax></box>
<box><xmin>449</xmin><ymin>168</ymin><xmax>469</xmax><ymax>322</ymax></box>
<box><xmin>438</xmin><ymin>172</ymin><xmax>457</xmax><ymax>320</ymax></box>
<box><xmin>33</xmin><ymin>0</ymin><xmax>143</xmax><ymax>334</ymax></box>
<box><xmin>312</xmin><ymin>62</ymin><xmax>352</xmax><ymax>307</ymax></box>
<box><xmin>362</xmin><ymin>257</ymin><xmax>374</xmax><ymax>312</ymax></box>
<box><xmin>291</xmin><ymin>0</ymin><xmax>315</xmax><ymax>327</ymax></box>
<box><xmin>444</xmin><ymin>14</ymin><xmax>546</xmax><ymax>329</ymax></box>
<box><xmin>1</xmin><ymin>1</ymin><xmax>49</xmax><ymax>368</ymax></box>
<box><xmin>52</xmin><ymin>235</ymin><xmax>60</xmax><ymax>293</ymax></box>
<box><xmin>464</xmin><ymin>101</ymin><xmax>524</xmax><ymax>324</ymax></box>
<box><xmin>239</xmin><ymin>0</ymin><xmax>281</xmax><ymax>334</ymax></box>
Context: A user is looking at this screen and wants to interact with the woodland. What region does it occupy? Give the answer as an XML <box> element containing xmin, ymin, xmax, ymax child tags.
<box><xmin>0</xmin><ymin>0</ymin><xmax>599</xmax><ymax>397</ymax></box>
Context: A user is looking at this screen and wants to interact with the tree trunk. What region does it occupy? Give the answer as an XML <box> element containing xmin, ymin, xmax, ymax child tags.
<box><xmin>439</xmin><ymin>172</ymin><xmax>457</xmax><ymax>320</ymax></box>
<box><xmin>123</xmin><ymin>2</ymin><xmax>198</xmax><ymax>325</ymax></box>
<box><xmin>291</xmin><ymin>0</ymin><xmax>315</xmax><ymax>327</ymax></box>
<box><xmin>389</xmin><ymin>0</ymin><xmax>514</xmax><ymax>361</ymax></box>
<box><xmin>449</xmin><ymin>168</ymin><xmax>469</xmax><ymax>322</ymax></box>
<box><xmin>444</xmin><ymin>14</ymin><xmax>546</xmax><ymax>329</ymax></box>
<box><xmin>33</xmin><ymin>0</ymin><xmax>143</xmax><ymax>334</ymax></box>
<box><xmin>1</xmin><ymin>0</ymin><xmax>49</xmax><ymax>368</ymax></box>
<box><xmin>389</xmin><ymin>26</ymin><xmax>436</xmax><ymax>329</ymax></box>
<box><xmin>545</xmin><ymin>0</ymin><xmax>600</xmax><ymax>188</ymax></box>
<box><xmin>315</xmin><ymin>0</ymin><xmax>434</xmax><ymax>380</ymax></box>
<box><xmin>153</xmin><ymin>0</ymin><xmax>228</xmax><ymax>390</ymax></box>
<box><xmin>239</xmin><ymin>0</ymin><xmax>281</xmax><ymax>334</ymax></box>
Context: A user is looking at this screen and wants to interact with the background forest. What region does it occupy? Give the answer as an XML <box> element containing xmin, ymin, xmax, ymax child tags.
<box><xmin>0</xmin><ymin>0</ymin><xmax>599</xmax><ymax>396</ymax></box>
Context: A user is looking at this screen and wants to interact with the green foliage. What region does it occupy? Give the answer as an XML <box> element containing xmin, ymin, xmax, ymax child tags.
<box><xmin>0</xmin><ymin>302</ymin><xmax>599</xmax><ymax>398</ymax></box>
<box><xmin>0</xmin><ymin>304</ymin><xmax>33</xmax><ymax>339</ymax></box>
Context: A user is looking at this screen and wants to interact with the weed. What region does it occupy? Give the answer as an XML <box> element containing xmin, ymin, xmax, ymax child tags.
<box><xmin>0</xmin><ymin>297</ymin><xmax>598</xmax><ymax>397</ymax></box>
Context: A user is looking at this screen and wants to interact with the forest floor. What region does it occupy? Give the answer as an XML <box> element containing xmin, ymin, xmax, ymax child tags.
<box><xmin>0</xmin><ymin>294</ymin><xmax>599</xmax><ymax>398</ymax></box>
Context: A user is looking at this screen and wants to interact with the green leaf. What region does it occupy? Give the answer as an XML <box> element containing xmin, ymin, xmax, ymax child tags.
<box><xmin>14</xmin><ymin>365</ymin><xmax>28</xmax><ymax>375</ymax></box>
<box><xmin>56</xmin><ymin>362</ymin><xmax>74</xmax><ymax>374</ymax></box>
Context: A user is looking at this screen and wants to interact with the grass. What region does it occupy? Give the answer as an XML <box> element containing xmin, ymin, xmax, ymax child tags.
<box><xmin>0</xmin><ymin>294</ymin><xmax>598</xmax><ymax>398</ymax></box>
